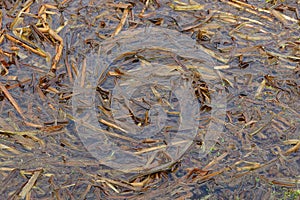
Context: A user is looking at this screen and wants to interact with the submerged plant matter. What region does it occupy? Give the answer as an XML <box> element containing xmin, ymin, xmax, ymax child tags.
<box><xmin>0</xmin><ymin>0</ymin><xmax>299</xmax><ymax>199</ymax></box>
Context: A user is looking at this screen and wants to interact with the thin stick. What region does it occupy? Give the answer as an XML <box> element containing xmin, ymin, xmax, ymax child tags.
<box><xmin>112</xmin><ymin>8</ymin><xmax>129</xmax><ymax>37</ymax></box>
<box><xmin>80</xmin><ymin>58</ymin><xmax>86</xmax><ymax>87</ymax></box>
<box><xmin>5</xmin><ymin>34</ymin><xmax>47</xmax><ymax>58</ymax></box>
<box><xmin>99</xmin><ymin>118</ymin><xmax>128</xmax><ymax>133</ymax></box>
<box><xmin>0</xmin><ymin>83</ymin><xmax>25</xmax><ymax>119</ymax></box>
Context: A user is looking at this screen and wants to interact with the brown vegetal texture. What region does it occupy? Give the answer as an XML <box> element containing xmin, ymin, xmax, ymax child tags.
<box><xmin>0</xmin><ymin>0</ymin><xmax>299</xmax><ymax>199</ymax></box>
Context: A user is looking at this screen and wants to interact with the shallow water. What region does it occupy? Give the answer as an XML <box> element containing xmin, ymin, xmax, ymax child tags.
<box><xmin>0</xmin><ymin>0</ymin><xmax>299</xmax><ymax>199</ymax></box>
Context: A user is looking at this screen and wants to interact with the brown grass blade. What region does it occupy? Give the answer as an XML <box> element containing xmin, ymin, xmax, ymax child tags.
<box><xmin>112</xmin><ymin>8</ymin><xmax>129</xmax><ymax>37</ymax></box>
<box><xmin>0</xmin><ymin>83</ymin><xmax>25</xmax><ymax>119</ymax></box>
<box><xmin>18</xmin><ymin>169</ymin><xmax>42</xmax><ymax>199</ymax></box>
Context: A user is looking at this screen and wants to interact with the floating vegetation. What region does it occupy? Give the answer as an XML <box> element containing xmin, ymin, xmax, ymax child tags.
<box><xmin>0</xmin><ymin>0</ymin><xmax>299</xmax><ymax>199</ymax></box>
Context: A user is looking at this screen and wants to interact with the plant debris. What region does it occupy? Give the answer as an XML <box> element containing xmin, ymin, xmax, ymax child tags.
<box><xmin>0</xmin><ymin>0</ymin><xmax>299</xmax><ymax>199</ymax></box>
